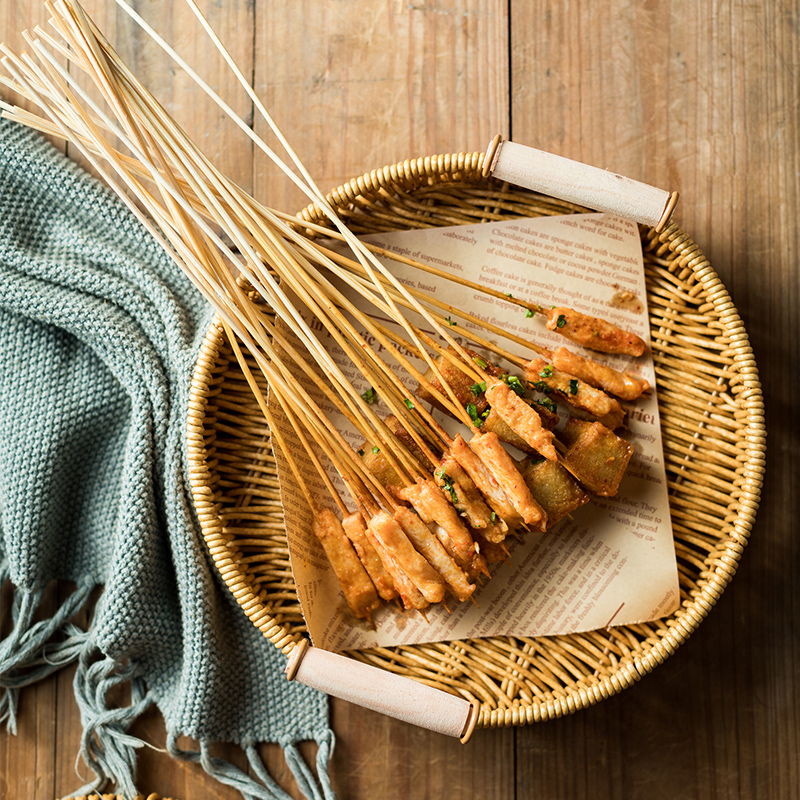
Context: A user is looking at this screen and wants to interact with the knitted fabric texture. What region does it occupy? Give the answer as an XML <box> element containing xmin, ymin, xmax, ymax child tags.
<box><xmin>0</xmin><ymin>118</ymin><xmax>334</xmax><ymax>799</ymax></box>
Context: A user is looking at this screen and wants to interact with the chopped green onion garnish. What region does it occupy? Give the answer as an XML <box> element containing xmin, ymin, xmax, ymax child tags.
<box><xmin>441</xmin><ymin>473</ymin><xmax>459</xmax><ymax>504</ymax></box>
<box><xmin>466</xmin><ymin>403</ymin><xmax>487</xmax><ymax>428</ymax></box>
<box><xmin>501</xmin><ymin>374</ymin><xmax>526</xmax><ymax>397</ymax></box>
<box><xmin>470</xmin><ymin>381</ymin><xmax>487</xmax><ymax>396</ymax></box>
<box><xmin>533</xmin><ymin>397</ymin><xmax>557</xmax><ymax>414</ymax></box>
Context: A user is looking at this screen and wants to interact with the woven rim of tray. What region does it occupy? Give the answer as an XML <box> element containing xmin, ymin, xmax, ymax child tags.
<box><xmin>186</xmin><ymin>151</ymin><xmax>766</xmax><ymax>729</ymax></box>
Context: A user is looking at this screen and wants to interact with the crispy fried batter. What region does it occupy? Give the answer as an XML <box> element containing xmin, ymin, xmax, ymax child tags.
<box><xmin>546</xmin><ymin>306</ymin><xmax>647</xmax><ymax>357</ymax></box>
<box><xmin>414</xmin><ymin>346</ymin><xmax>503</xmax><ymax>416</ymax></box>
<box><xmin>551</xmin><ymin>347</ymin><xmax>649</xmax><ymax>400</ymax></box>
<box><xmin>342</xmin><ymin>512</ymin><xmax>398</xmax><ymax>602</ymax></box>
<box><xmin>484</xmin><ymin>378</ymin><xmax>558</xmax><ymax>461</ymax></box>
<box><xmin>399</xmin><ymin>479</ymin><xmax>487</xmax><ymax>575</ymax></box>
<box><xmin>449</xmin><ymin>434</ymin><xmax>522</xmax><ymax>532</ymax></box>
<box><xmin>434</xmin><ymin>454</ymin><xmax>499</xmax><ymax>532</ymax></box>
<box><xmin>313</xmin><ymin>508</ymin><xmax>381</xmax><ymax>620</ymax></box>
<box><xmin>366</xmin><ymin>511</ymin><xmax>445</xmax><ymax>607</ymax></box>
<box><xmin>524</xmin><ymin>357</ymin><xmax>626</xmax><ymax>430</ymax></box>
<box><xmin>395</xmin><ymin>507</ymin><xmax>475</xmax><ymax>602</ymax></box>
<box><xmin>469</xmin><ymin>432</ymin><xmax>547</xmax><ymax>531</ymax></box>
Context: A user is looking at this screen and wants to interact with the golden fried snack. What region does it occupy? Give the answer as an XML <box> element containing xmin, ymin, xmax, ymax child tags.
<box><xmin>520</xmin><ymin>457</ymin><xmax>590</xmax><ymax>528</ymax></box>
<box><xmin>524</xmin><ymin>358</ymin><xmax>625</xmax><ymax>431</ymax></box>
<box><xmin>484</xmin><ymin>378</ymin><xmax>558</xmax><ymax>461</ymax></box>
<box><xmin>558</xmin><ymin>418</ymin><xmax>634</xmax><ymax>497</ymax></box>
<box><xmin>449</xmin><ymin>434</ymin><xmax>523</xmax><ymax>533</ymax></box>
<box><xmin>415</xmin><ymin>346</ymin><xmax>495</xmax><ymax>414</ymax></box>
<box><xmin>312</xmin><ymin>508</ymin><xmax>381</xmax><ymax>620</ymax></box>
<box><xmin>399</xmin><ymin>479</ymin><xmax>486</xmax><ymax>574</ymax></box>
<box><xmin>469</xmin><ymin>432</ymin><xmax>547</xmax><ymax>531</ymax></box>
<box><xmin>342</xmin><ymin>512</ymin><xmax>398</xmax><ymax>602</ymax></box>
<box><xmin>551</xmin><ymin>347</ymin><xmax>649</xmax><ymax>401</ymax></box>
<box><xmin>394</xmin><ymin>507</ymin><xmax>475</xmax><ymax>603</ymax></box>
<box><xmin>434</xmin><ymin>453</ymin><xmax>499</xmax><ymax>533</ymax></box>
<box><xmin>478</xmin><ymin>407</ymin><xmax>536</xmax><ymax>453</ymax></box>
<box><xmin>546</xmin><ymin>306</ymin><xmax>647</xmax><ymax>357</ymax></box>
<box><xmin>367</xmin><ymin>511</ymin><xmax>445</xmax><ymax>606</ymax></box>
<box><xmin>365</xmin><ymin>536</ymin><xmax>427</xmax><ymax>610</ymax></box>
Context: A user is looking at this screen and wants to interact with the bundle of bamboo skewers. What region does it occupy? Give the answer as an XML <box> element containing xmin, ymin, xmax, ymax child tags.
<box><xmin>0</xmin><ymin>0</ymin><xmax>652</xmax><ymax>624</ymax></box>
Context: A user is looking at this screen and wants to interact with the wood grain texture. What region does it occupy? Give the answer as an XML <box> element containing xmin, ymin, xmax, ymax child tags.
<box><xmin>252</xmin><ymin>0</ymin><xmax>509</xmax><ymax>212</ymax></box>
<box><xmin>510</xmin><ymin>2</ymin><xmax>798</xmax><ymax>799</ymax></box>
<box><xmin>1</xmin><ymin>0</ymin><xmax>797</xmax><ymax>798</ymax></box>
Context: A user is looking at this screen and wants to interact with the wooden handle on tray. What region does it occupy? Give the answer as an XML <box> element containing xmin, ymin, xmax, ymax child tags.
<box><xmin>482</xmin><ymin>134</ymin><xmax>679</xmax><ymax>231</ymax></box>
<box><xmin>286</xmin><ymin>639</ymin><xmax>477</xmax><ymax>743</ymax></box>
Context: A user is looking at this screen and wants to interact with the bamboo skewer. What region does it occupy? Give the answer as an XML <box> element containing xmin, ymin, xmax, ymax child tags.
<box><xmin>0</xmin><ymin>54</ymin><xmax>550</xmax><ymax>372</ymax></box>
<box><xmin>1</xmin><ymin>25</ymin><xmax>482</xmax><ymax>478</ymax></box>
<box><xmin>104</xmin><ymin>0</ymin><xmax>498</xmax><ymax>395</ymax></box>
<box><xmin>3</xmin><ymin>35</ymin><xmax>566</xmax><ymax>371</ymax></box>
<box><xmin>1</xmin><ymin>41</ymin><xmax>438</xmax><ymax>505</ymax></box>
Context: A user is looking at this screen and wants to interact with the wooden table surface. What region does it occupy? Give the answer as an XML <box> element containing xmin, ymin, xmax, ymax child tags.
<box><xmin>1</xmin><ymin>1</ymin><xmax>797</xmax><ymax>798</ymax></box>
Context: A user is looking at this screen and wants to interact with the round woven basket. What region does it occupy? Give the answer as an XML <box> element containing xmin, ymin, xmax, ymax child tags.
<box><xmin>186</xmin><ymin>151</ymin><xmax>766</xmax><ymax>728</ymax></box>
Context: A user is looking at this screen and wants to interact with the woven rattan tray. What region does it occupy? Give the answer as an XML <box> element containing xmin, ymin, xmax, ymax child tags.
<box><xmin>186</xmin><ymin>151</ymin><xmax>765</xmax><ymax>729</ymax></box>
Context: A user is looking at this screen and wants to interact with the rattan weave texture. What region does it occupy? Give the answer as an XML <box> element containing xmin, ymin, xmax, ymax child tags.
<box><xmin>186</xmin><ymin>153</ymin><xmax>765</xmax><ymax>729</ymax></box>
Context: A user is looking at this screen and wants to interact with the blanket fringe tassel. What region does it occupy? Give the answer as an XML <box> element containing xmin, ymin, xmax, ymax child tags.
<box><xmin>1</xmin><ymin>572</ymin><xmax>337</xmax><ymax>800</ymax></box>
<box><xmin>166</xmin><ymin>730</ymin><xmax>337</xmax><ymax>800</ymax></box>
<box><xmin>0</xmin><ymin>566</ymin><xmax>95</xmax><ymax>734</ymax></box>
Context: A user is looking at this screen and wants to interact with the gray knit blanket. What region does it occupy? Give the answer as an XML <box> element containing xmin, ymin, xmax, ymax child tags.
<box><xmin>0</xmin><ymin>117</ymin><xmax>334</xmax><ymax>799</ymax></box>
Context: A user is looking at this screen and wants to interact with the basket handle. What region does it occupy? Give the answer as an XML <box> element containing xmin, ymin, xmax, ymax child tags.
<box><xmin>482</xmin><ymin>134</ymin><xmax>679</xmax><ymax>232</ymax></box>
<box><xmin>286</xmin><ymin>639</ymin><xmax>478</xmax><ymax>743</ymax></box>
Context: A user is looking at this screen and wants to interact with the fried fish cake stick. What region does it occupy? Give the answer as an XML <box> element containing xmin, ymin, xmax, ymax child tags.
<box><xmin>546</xmin><ymin>306</ymin><xmax>647</xmax><ymax>357</ymax></box>
<box><xmin>313</xmin><ymin>508</ymin><xmax>381</xmax><ymax>620</ymax></box>
<box><xmin>434</xmin><ymin>454</ymin><xmax>497</xmax><ymax>531</ymax></box>
<box><xmin>484</xmin><ymin>379</ymin><xmax>558</xmax><ymax>461</ymax></box>
<box><xmin>558</xmin><ymin>418</ymin><xmax>634</xmax><ymax>497</ymax></box>
<box><xmin>415</xmin><ymin>346</ymin><xmax>501</xmax><ymax>416</ymax></box>
<box><xmin>449</xmin><ymin>434</ymin><xmax>523</xmax><ymax>534</ymax></box>
<box><xmin>399</xmin><ymin>479</ymin><xmax>488</xmax><ymax>575</ymax></box>
<box><xmin>395</xmin><ymin>507</ymin><xmax>476</xmax><ymax>603</ymax></box>
<box><xmin>524</xmin><ymin>358</ymin><xmax>626</xmax><ymax>431</ymax></box>
<box><xmin>342</xmin><ymin>512</ymin><xmax>399</xmax><ymax>602</ymax></box>
<box><xmin>367</xmin><ymin>511</ymin><xmax>446</xmax><ymax>605</ymax></box>
<box><xmin>469</xmin><ymin>432</ymin><xmax>548</xmax><ymax>531</ymax></box>
<box><xmin>551</xmin><ymin>347</ymin><xmax>649</xmax><ymax>400</ymax></box>
<box><xmin>365</xmin><ymin>532</ymin><xmax>428</xmax><ymax>610</ymax></box>
<box><xmin>520</xmin><ymin>456</ymin><xmax>590</xmax><ymax>528</ymax></box>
